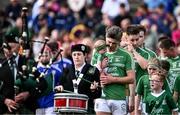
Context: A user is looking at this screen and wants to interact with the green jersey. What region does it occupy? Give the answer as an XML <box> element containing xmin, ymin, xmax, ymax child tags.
<box><xmin>136</xmin><ymin>75</ymin><xmax>172</xmax><ymax>102</ymax></box>
<box><xmin>136</xmin><ymin>75</ymin><xmax>150</xmax><ymax>102</ymax></box>
<box><xmin>167</xmin><ymin>56</ymin><xmax>180</xmax><ymax>80</ymax></box>
<box><xmin>160</xmin><ymin>56</ymin><xmax>180</xmax><ymax>78</ymax></box>
<box><xmin>143</xmin><ymin>47</ymin><xmax>157</xmax><ymax>59</ymax></box>
<box><xmin>102</xmin><ymin>48</ymin><xmax>135</xmax><ymax>100</ymax></box>
<box><xmin>166</xmin><ymin>73</ymin><xmax>175</xmax><ymax>93</ymax></box>
<box><xmin>135</xmin><ymin>47</ymin><xmax>149</xmax><ymax>84</ymax></box>
<box><xmin>174</xmin><ymin>75</ymin><xmax>180</xmax><ymax>112</ymax></box>
<box><xmin>159</xmin><ymin>56</ymin><xmax>180</xmax><ymax>91</ymax></box>
<box><xmin>91</xmin><ymin>50</ymin><xmax>106</xmax><ymax>66</ymax></box>
<box><xmin>145</xmin><ymin>90</ymin><xmax>177</xmax><ymax>114</ymax></box>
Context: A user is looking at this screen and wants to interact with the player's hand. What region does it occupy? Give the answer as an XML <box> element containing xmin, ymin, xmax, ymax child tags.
<box><xmin>100</xmin><ymin>72</ymin><xmax>114</xmax><ymax>85</ymax></box>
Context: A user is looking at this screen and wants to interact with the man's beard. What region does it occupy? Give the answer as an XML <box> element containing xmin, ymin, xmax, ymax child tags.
<box><xmin>42</xmin><ymin>60</ymin><xmax>49</xmax><ymax>65</ymax></box>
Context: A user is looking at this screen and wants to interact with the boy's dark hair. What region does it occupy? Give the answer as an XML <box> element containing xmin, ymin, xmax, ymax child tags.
<box><xmin>126</xmin><ymin>25</ymin><xmax>139</xmax><ymax>36</ymax></box>
<box><xmin>137</xmin><ymin>25</ymin><xmax>146</xmax><ymax>33</ymax></box>
<box><xmin>160</xmin><ymin>60</ymin><xmax>170</xmax><ymax>72</ymax></box>
<box><xmin>105</xmin><ymin>26</ymin><xmax>123</xmax><ymax>41</ymax></box>
<box><xmin>159</xmin><ymin>39</ymin><xmax>175</xmax><ymax>50</ymax></box>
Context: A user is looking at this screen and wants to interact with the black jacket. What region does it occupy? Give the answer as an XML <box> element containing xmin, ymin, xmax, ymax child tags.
<box><xmin>0</xmin><ymin>58</ymin><xmax>14</xmax><ymax>113</ymax></box>
<box><xmin>60</xmin><ymin>63</ymin><xmax>101</xmax><ymax>112</ymax></box>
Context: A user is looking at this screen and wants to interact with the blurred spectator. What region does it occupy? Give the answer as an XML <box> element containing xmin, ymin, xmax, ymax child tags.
<box><xmin>5</xmin><ymin>0</ymin><xmax>22</xmax><ymax>21</ymax></box>
<box><xmin>133</xmin><ymin>3</ymin><xmax>150</xmax><ymax>24</ymax></box>
<box><xmin>172</xmin><ymin>18</ymin><xmax>180</xmax><ymax>45</ymax></box>
<box><xmin>33</xmin><ymin>5</ymin><xmax>53</xmax><ymax>34</ymax></box>
<box><xmin>94</xmin><ymin>14</ymin><xmax>113</xmax><ymax>38</ymax></box>
<box><xmin>93</xmin><ymin>0</ymin><xmax>104</xmax><ymax>9</ymax></box>
<box><xmin>101</xmin><ymin>0</ymin><xmax>129</xmax><ymax>19</ymax></box>
<box><xmin>53</xmin><ymin>2</ymin><xmax>77</xmax><ymax>31</ymax></box>
<box><xmin>113</xmin><ymin>3</ymin><xmax>132</xmax><ymax>26</ymax></box>
<box><xmin>144</xmin><ymin>0</ymin><xmax>166</xmax><ymax>12</ymax></box>
<box><xmin>172</xmin><ymin>5</ymin><xmax>180</xmax><ymax>45</ymax></box>
<box><xmin>59</xmin><ymin>29</ymin><xmax>71</xmax><ymax>44</ymax></box>
<box><xmin>46</xmin><ymin>0</ymin><xmax>60</xmax><ymax>13</ymax></box>
<box><xmin>67</xmin><ymin>0</ymin><xmax>86</xmax><ymax>13</ymax></box>
<box><xmin>49</xmin><ymin>29</ymin><xmax>60</xmax><ymax>42</ymax></box>
<box><xmin>144</xmin><ymin>0</ymin><xmax>177</xmax><ymax>13</ymax></box>
<box><xmin>83</xmin><ymin>5</ymin><xmax>99</xmax><ymax>34</ymax></box>
<box><xmin>69</xmin><ymin>24</ymin><xmax>88</xmax><ymax>43</ymax></box>
<box><xmin>32</xmin><ymin>27</ymin><xmax>49</xmax><ymax>61</ymax></box>
<box><xmin>120</xmin><ymin>18</ymin><xmax>131</xmax><ymax>32</ymax></box>
<box><xmin>150</xmin><ymin>4</ymin><xmax>175</xmax><ymax>37</ymax></box>
<box><xmin>61</xmin><ymin>42</ymin><xmax>72</xmax><ymax>60</ymax></box>
<box><xmin>174</xmin><ymin>4</ymin><xmax>180</xmax><ymax>18</ymax></box>
<box><xmin>31</xmin><ymin>0</ymin><xmax>46</xmax><ymax>21</ymax></box>
<box><xmin>140</xmin><ymin>19</ymin><xmax>158</xmax><ymax>52</ymax></box>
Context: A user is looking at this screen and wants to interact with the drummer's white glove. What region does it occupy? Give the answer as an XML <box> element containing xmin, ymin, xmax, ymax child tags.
<box><xmin>54</xmin><ymin>85</ymin><xmax>64</xmax><ymax>92</ymax></box>
<box><xmin>90</xmin><ymin>81</ymin><xmax>99</xmax><ymax>92</ymax></box>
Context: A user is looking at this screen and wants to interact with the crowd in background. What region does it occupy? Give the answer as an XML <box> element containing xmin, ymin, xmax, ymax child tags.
<box><xmin>0</xmin><ymin>0</ymin><xmax>180</xmax><ymax>114</ymax></box>
<box><xmin>0</xmin><ymin>0</ymin><xmax>180</xmax><ymax>60</ymax></box>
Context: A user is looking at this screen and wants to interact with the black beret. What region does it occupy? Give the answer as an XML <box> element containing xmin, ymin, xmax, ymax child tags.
<box><xmin>71</xmin><ymin>44</ymin><xmax>88</xmax><ymax>54</ymax></box>
<box><xmin>5</xmin><ymin>28</ymin><xmax>20</xmax><ymax>43</ymax></box>
<box><xmin>5</xmin><ymin>33</ymin><xmax>19</xmax><ymax>43</ymax></box>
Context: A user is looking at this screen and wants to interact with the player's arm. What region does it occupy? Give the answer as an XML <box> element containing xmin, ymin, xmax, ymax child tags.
<box><xmin>128</xmin><ymin>83</ymin><xmax>135</xmax><ymax>113</ymax></box>
<box><xmin>133</xmin><ymin>50</ymin><xmax>148</xmax><ymax>69</ymax></box>
<box><xmin>135</xmin><ymin>94</ymin><xmax>141</xmax><ymax>115</ymax></box>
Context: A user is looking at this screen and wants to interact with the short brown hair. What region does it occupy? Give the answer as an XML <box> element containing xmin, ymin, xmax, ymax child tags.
<box><xmin>105</xmin><ymin>26</ymin><xmax>123</xmax><ymax>41</ymax></box>
<box><xmin>137</xmin><ymin>25</ymin><xmax>146</xmax><ymax>33</ymax></box>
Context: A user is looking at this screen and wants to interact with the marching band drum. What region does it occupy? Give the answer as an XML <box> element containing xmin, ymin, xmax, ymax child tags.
<box><xmin>54</xmin><ymin>93</ymin><xmax>88</xmax><ymax>114</ymax></box>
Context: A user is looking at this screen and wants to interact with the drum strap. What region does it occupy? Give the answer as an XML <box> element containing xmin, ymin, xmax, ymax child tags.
<box><xmin>72</xmin><ymin>73</ymin><xmax>84</xmax><ymax>93</ymax></box>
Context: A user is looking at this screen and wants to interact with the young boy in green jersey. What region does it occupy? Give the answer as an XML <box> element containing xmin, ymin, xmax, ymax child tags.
<box><xmin>135</xmin><ymin>58</ymin><xmax>161</xmax><ymax>115</ymax></box>
<box><xmin>91</xmin><ymin>39</ymin><xmax>108</xmax><ymax>73</ymax></box>
<box><xmin>145</xmin><ymin>72</ymin><xmax>178</xmax><ymax>115</ymax></box>
<box><xmin>173</xmin><ymin>75</ymin><xmax>180</xmax><ymax>114</ymax></box>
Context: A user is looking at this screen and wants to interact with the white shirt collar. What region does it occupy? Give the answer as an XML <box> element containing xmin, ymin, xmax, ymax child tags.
<box><xmin>75</xmin><ymin>63</ymin><xmax>86</xmax><ymax>73</ymax></box>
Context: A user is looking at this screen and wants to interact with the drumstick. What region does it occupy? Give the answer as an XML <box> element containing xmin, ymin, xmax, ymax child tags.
<box><xmin>54</xmin><ymin>87</ymin><xmax>75</xmax><ymax>93</ymax></box>
<box><xmin>77</xmin><ymin>76</ymin><xmax>102</xmax><ymax>88</ymax></box>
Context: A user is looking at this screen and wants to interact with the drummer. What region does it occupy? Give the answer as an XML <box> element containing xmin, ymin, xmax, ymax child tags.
<box><xmin>56</xmin><ymin>44</ymin><xmax>101</xmax><ymax>114</ymax></box>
